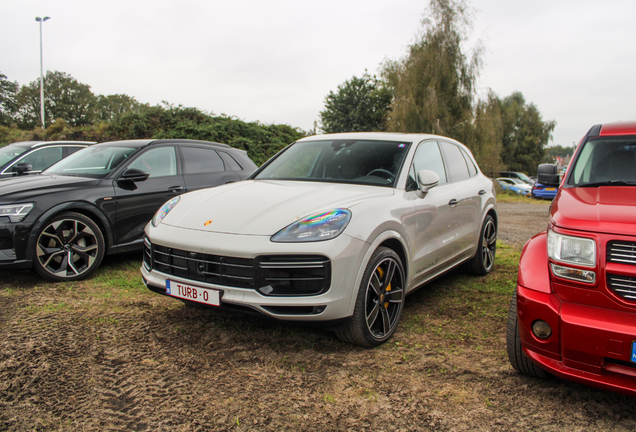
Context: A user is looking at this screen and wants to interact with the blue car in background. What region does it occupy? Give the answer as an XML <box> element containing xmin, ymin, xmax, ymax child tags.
<box><xmin>531</xmin><ymin>182</ymin><xmax>558</xmax><ymax>200</ymax></box>
<box><xmin>496</xmin><ymin>177</ymin><xmax>532</xmax><ymax>196</ymax></box>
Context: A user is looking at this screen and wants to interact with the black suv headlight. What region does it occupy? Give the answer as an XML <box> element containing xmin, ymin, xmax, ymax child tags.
<box><xmin>0</xmin><ymin>203</ymin><xmax>34</xmax><ymax>222</ymax></box>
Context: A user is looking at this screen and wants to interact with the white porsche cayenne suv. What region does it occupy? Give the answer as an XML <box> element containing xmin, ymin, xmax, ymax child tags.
<box><xmin>141</xmin><ymin>132</ymin><xmax>497</xmax><ymax>346</ymax></box>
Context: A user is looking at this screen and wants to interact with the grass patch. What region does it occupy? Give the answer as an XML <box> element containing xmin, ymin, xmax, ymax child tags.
<box><xmin>86</xmin><ymin>255</ymin><xmax>150</xmax><ymax>300</ymax></box>
<box><xmin>398</xmin><ymin>241</ymin><xmax>520</xmax><ymax>345</ymax></box>
<box><xmin>496</xmin><ymin>191</ymin><xmax>550</xmax><ymax>204</ymax></box>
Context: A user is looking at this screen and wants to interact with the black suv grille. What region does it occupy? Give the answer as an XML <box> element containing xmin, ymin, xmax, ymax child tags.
<box><xmin>143</xmin><ymin>238</ymin><xmax>331</xmax><ymax>296</ymax></box>
<box><xmin>607</xmin><ymin>241</ymin><xmax>636</xmax><ymax>266</ymax></box>
<box><xmin>607</xmin><ymin>273</ymin><xmax>636</xmax><ymax>302</ymax></box>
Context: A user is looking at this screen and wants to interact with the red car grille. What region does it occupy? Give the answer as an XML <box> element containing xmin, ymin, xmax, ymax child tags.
<box><xmin>607</xmin><ymin>273</ymin><xmax>636</xmax><ymax>302</ymax></box>
<box><xmin>607</xmin><ymin>241</ymin><xmax>636</xmax><ymax>265</ymax></box>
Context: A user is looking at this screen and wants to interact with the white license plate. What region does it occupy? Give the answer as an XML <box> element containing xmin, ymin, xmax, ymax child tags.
<box><xmin>166</xmin><ymin>280</ymin><xmax>221</xmax><ymax>306</ymax></box>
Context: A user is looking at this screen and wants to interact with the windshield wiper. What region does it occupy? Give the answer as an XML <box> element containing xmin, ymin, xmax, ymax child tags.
<box><xmin>579</xmin><ymin>180</ymin><xmax>636</xmax><ymax>187</ymax></box>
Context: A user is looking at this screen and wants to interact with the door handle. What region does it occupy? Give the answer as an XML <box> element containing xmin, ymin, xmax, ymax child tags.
<box><xmin>478</xmin><ymin>190</ymin><xmax>487</xmax><ymax>195</ymax></box>
<box><xmin>449</xmin><ymin>199</ymin><xmax>458</xmax><ymax>207</ymax></box>
<box><xmin>169</xmin><ymin>186</ymin><xmax>185</xmax><ymax>193</ymax></box>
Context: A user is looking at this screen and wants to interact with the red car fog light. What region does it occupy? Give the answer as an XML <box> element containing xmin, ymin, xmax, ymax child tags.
<box><xmin>532</xmin><ymin>320</ymin><xmax>552</xmax><ymax>339</ymax></box>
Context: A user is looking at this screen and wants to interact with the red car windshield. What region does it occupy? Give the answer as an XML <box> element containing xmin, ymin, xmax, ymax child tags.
<box><xmin>567</xmin><ymin>137</ymin><xmax>636</xmax><ymax>186</ymax></box>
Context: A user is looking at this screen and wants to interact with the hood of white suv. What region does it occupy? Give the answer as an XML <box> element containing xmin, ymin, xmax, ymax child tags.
<box><xmin>161</xmin><ymin>180</ymin><xmax>393</xmax><ymax>235</ymax></box>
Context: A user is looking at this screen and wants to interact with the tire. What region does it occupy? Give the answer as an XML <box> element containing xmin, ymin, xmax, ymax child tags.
<box><xmin>33</xmin><ymin>212</ymin><xmax>105</xmax><ymax>282</ymax></box>
<box><xmin>506</xmin><ymin>291</ymin><xmax>549</xmax><ymax>378</ymax></box>
<box><xmin>336</xmin><ymin>247</ymin><xmax>405</xmax><ymax>347</ymax></box>
<box><xmin>466</xmin><ymin>214</ymin><xmax>497</xmax><ymax>275</ymax></box>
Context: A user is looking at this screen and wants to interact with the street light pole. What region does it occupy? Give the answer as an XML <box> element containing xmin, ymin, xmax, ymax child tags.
<box><xmin>35</xmin><ymin>16</ymin><xmax>50</xmax><ymax>129</ymax></box>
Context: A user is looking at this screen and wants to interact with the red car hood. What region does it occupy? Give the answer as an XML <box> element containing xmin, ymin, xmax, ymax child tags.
<box><xmin>551</xmin><ymin>187</ymin><xmax>636</xmax><ymax>235</ymax></box>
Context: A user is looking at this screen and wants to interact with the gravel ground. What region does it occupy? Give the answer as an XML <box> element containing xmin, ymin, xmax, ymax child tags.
<box><xmin>496</xmin><ymin>201</ymin><xmax>551</xmax><ymax>247</ymax></box>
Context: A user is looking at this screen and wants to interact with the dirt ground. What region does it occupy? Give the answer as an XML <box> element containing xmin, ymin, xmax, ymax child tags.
<box><xmin>1</xmin><ymin>200</ymin><xmax>635</xmax><ymax>431</ymax></box>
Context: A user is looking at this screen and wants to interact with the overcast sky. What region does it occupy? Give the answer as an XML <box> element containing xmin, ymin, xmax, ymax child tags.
<box><xmin>2</xmin><ymin>0</ymin><xmax>635</xmax><ymax>148</ymax></box>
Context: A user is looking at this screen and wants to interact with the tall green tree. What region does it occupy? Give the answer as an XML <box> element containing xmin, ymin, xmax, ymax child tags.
<box><xmin>500</xmin><ymin>91</ymin><xmax>556</xmax><ymax>173</ymax></box>
<box><xmin>15</xmin><ymin>71</ymin><xmax>99</xmax><ymax>129</ymax></box>
<box><xmin>383</xmin><ymin>0</ymin><xmax>482</xmax><ymax>139</ymax></box>
<box><xmin>0</xmin><ymin>73</ymin><xmax>18</xmax><ymax>126</ymax></box>
<box><xmin>319</xmin><ymin>73</ymin><xmax>392</xmax><ymax>133</ymax></box>
<box><xmin>464</xmin><ymin>90</ymin><xmax>504</xmax><ymax>176</ymax></box>
<box><xmin>96</xmin><ymin>94</ymin><xmax>143</xmax><ymax>122</ymax></box>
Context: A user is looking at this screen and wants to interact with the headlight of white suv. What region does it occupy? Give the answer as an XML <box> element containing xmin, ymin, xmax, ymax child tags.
<box><xmin>0</xmin><ymin>203</ymin><xmax>34</xmax><ymax>222</ymax></box>
<box><xmin>151</xmin><ymin>196</ymin><xmax>180</xmax><ymax>227</ymax></box>
<box><xmin>547</xmin><ymin>229</ymin><xmax>596</xmax><ymax>283</ymax></box>
<box><xmin>271</xmin><ymin>209</ymin><xmax>351</xmax><ymax>243</ymax></box>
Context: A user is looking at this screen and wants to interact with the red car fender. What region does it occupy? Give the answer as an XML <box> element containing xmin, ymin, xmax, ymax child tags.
<box><xmin>517</xmin><ymin>231</ymin><xmax>562</xmax><ymax>359</ymax></box>
<box><xmin>518</xmin><ymin>231</ymin><xmax>551</xmax><ymax>294</ymax></box>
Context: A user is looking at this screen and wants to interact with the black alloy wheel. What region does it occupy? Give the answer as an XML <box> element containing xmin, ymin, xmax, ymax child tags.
<box><xmin>336</xmin><ymin>247</ymin><xmax>405</xmax><ymax>347</ymax></box>
<box><xmin>34</xmin><ymin>212</ymin><xmax>105</xmax><ymax>281</ymax></box>
<box><xmin>466</xmin><ymin>214</ymin><xmax>497</xmax><ymax>275</ymax></box>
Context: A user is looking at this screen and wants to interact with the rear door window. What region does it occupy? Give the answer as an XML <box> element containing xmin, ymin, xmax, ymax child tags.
<box><xmin>440</xmin><ymin>141</ymin><xmax>470</xmax><ymax>183</ymax></box>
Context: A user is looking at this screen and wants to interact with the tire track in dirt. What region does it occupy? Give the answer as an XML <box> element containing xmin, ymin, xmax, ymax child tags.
<box><xmin>0</xmin><ymin>309</ymin><xmax>95</xmax><ymax>429</ymax></box>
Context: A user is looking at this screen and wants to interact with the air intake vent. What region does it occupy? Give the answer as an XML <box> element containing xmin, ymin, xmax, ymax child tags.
<box><xmin>607</xmin><ymin>273</ymin><xmax>636</xmax><ymax>302</ymax></box>
<box><xmin>607</xmin><ymin>241</ymin><xmax>636</xmax><ymax>266</ymax></box>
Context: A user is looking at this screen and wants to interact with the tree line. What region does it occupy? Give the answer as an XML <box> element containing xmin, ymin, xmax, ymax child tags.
<box><xmin>0</xmin><ymin>71</ymin><xmax>303</xmax><ymax>166</ymax></box>
<box><xmin>319</xmin><ymin>0</ymin><xmax>557</xmax><ymax>176</ymax></box>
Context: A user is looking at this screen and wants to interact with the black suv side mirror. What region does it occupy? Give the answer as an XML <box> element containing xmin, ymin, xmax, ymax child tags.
<box><xmin>121</xmin><ymin>168</ymin><xmax>150</xmax><ymax>182</ymax></box>
<box><xmin>15</xmin><ymin>163</ymin><xmax>33</xmax><ymax>176</ymax></box>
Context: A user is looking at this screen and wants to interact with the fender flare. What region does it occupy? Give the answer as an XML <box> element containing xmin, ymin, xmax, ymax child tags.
<box><xmin>518</xmin><ymin>231</ymin><xmax>551</xmax><ymax>293</ymax></box>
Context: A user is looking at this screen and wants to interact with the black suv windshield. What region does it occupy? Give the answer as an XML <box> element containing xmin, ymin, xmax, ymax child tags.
<box><xmin>44</xmin><ymin>146</ymin><xmax>137</xmax><ymax>178</ymax></box>
<box><xmin>253</xmin><ymin>139</ymin><xmax>411</xmax><ymax>187</ymax></box>
<box><xmin>568</xmin><ymin>137</ymin><xmax>636</xmax><ymax>187</ymax></box>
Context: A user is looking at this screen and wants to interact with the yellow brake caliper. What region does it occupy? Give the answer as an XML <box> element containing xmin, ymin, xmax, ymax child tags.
<box><xmin>377</xmin><ymin>266</ymin><xmax>391</xmax><ymax>309</ymax></box>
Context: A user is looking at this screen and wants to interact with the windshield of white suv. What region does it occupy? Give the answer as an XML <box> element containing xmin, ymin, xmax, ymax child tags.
<box><xmin>568</xmin><ymin>138</ymin><xmax>636</xmax><ymax>186</ymax></box>
<box><xmin>253</xmin><ymin>139</ymin><xmax>411</xmax><ymax>187</ymax></box>
<box><xmin>44</xmin><ymin>145</ymin><xmax>138</xmax><ymax>178</ymax></box>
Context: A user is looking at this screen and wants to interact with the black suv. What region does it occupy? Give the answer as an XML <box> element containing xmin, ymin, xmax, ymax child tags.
<box><xmin>0</xmin><ymin>140</ymin><xmax>95</xmax><ymax>178</ymax></box>
<box><xmin>0</xmin><ymin>139</ymin><xmax>257</xmax><ymax>281</ymax></box>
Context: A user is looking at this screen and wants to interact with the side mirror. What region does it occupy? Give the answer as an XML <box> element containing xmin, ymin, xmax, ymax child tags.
<box><xmin>16</xmin><ymin>163</ymin><xmax>33</xmax><ymax>176</ymax></box>
<box><xmin>537</xmin><ymin>164</ymin><xmax>560</xmax><ymax>186</ymax></box>
<box><xmin>417</xmin><ymin>169</ymin><xmax>440</xmax><ymax>194</ymax></box>
<box><xmin>120</xmin><ymin>168</ymin><xmax>149</xmax><ymax>182</ymax></box>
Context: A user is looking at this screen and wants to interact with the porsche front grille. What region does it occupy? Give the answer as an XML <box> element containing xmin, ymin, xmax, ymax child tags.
<box><xmin>143</xmin><ymin>238</ymin><xmax>331</xmax><ymax>295</ymax></box>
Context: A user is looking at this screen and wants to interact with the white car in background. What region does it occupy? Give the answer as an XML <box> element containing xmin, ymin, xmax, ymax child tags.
<box><xmin>142</xmin><ymin>132</ymin><xmax>497</xmax><ymax>347</ymax></box>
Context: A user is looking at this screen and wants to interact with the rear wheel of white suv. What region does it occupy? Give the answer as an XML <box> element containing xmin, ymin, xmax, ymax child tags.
<box><xmin>466</xmin><ymin>214</ymin><xmax>497</xmax><ymax>275</ymax></box>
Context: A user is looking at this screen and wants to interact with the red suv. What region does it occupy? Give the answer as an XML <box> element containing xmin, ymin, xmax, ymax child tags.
<box><xmin>507</xmin><ymin>121</ymin><xmax>636</xmax><ymax>396</ymax></box>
